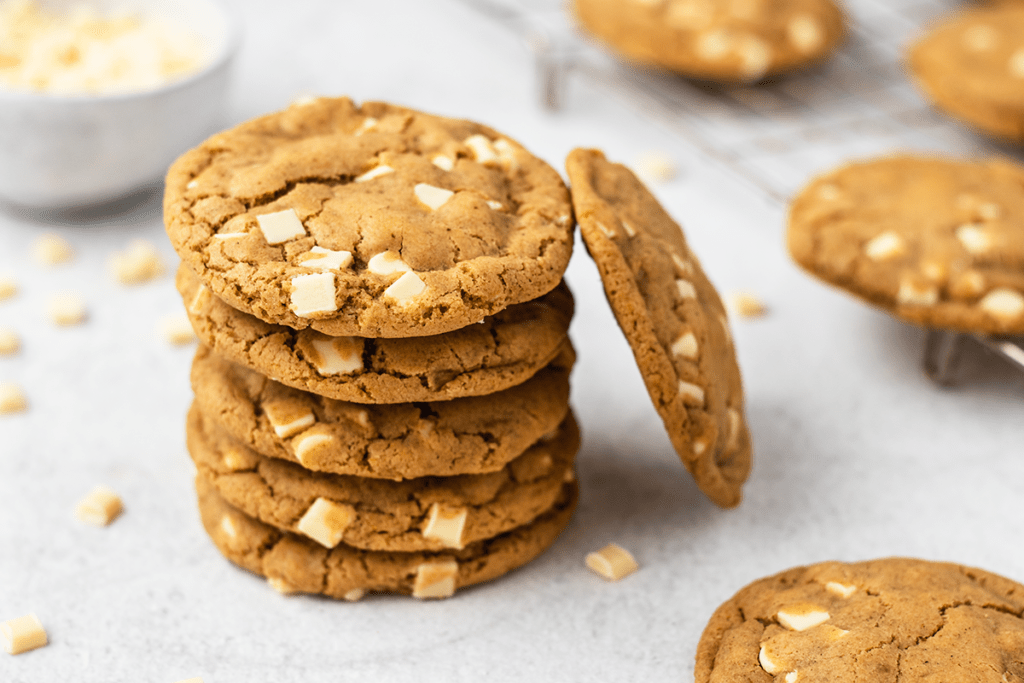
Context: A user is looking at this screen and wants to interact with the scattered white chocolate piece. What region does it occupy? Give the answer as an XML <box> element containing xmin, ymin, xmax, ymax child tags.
<box><xmin>212</xmin><ymin>232</ymin><xmax>247</xmax><ymax>240</ymax></box>
<box><xmin>956</xmin><ymin>224</ymin><xmax>993</xmax><ymax>255</ymax></box>
<box><xmin>896</xmin><ymin>276</ymin><xmax>938</xmax><ymax>307</ymax></box>
<box><xmin>220</xmin><ymin>515</ymin><xmax>238</xmax><ymax>540</ymax></box>
<box><xmin>633</xmin><ymin>151</ymin><xmax>677</xmax><ymax>183</ymax></box>
<box><xmin>817</xmin><ymin>183</ymin><xmax>841</xmax><ymax>201</ymax></box>
<box><xmin>0</xmin><ymin>277</ymin><xmax>16</xmax><ymax>300</ymax></box>
<box><xmin>0</xmin><ymin>383</ymin><xmax>27</xmax><ymax>414</ymax></box>
<box><xmin>293</xmin><ymin>430</ymin><xmax>334</xmax><ymax>466</ymax></box>
<box><xmin>268</xmin><ymin>577</ymin><xmax>297</xmax><ymax>594</ymax></box>
<box><xmin>305</xmin><ymin>336</ymin><xmax>363</xmax><ymax>376</ymax></box>
<box><xmin>697</xmin><ymin>29</ymin><xmax>731</xmax><ymax>60</ymax></box>
<box><xmin>188</xmin><ymin>285</ymin><xmax>211</xmax><ymax>315</ymax></box>
<box><xmin>384</xmin><ymin>271</ymin><xmax>426</xmax><ymax>304</ymax></box>
<box><xmin>32</xmin><ymin>234</ymin><xmax>73</xmax><ymax>266</ymax></box>
<box><xmin>75</xmin><ymin>486</ymin><xmax>123</xmax><ymax>526</ymax></box>
<box><xmin>671</xmin><ymin>331</ymin><xmax>699</xmax><ymax>360</ymax></box>
<box><xmin>677</xmin><ymin>380</ymin><xmax>705</xmax><ymax>405</ymax></box>
<box><xmin>0</xmin><ymin>328</ymin><xmax>19</xmax><ymax>355</ymax></box>
<box><xmin>289</xmin><ymin>273</ymin><xmax>337</xmax><ymax>317</ymax></box>
<box><xmin>263</xmin><ymin>401</ymin><xmax>316</xmax><ymax>439</ymax></box>
<box><xmin>159</xmin><ymin>314</ymin><xmax>197</xmax><ymax>346</ymax></box>
<box><xmin>738</xmin><ymin>37</ymin><xmax>772</xmax><ymax>81</ymax></box>
<box><xmin>728</xmin><ymin>291</ymin><xmax>766</xmax><ymax>318</ymax></box>
<box><xmin>979</xmin><ymin>288</ymin><xmax>1024</xmax><ymax>322</ymax></box>
<box><xmin>366</xmin><ymin>251</ymin><xmax>411</xmax><ymax>276</ymax></box>
<box><xmin>343</xmin><ymin>589</ymin><xmax>366</xmax><ymax>602</ymax></box>
<box><xmin>586</xmin><ymin>543</ymin><xmax>639</xmax><ymax>581</ymax></box>
<box><xmin>109</xmin><ymin>240</ymin><xmax>165</xmax><ymax>284</ymax></box>
<box><xmin>777</xmin><ymin>607</ymin><xmax>830</xmax><ymax>631</ymax></box>
<box><xmin>758</xmin><ymin>644</ymin><xmax>781</xmax><ymax>674</ymax></box>
<box><xmin>864</xmin><ymin>231</ymin><xmax>905</xmax><ymax>261</ymax></box>
<box><xmin>422</xmin><ymin>503</ymin><xmax>469</xmax><ymax>549</ymax></box>
<box><xmin>486</xmin><ymin>200</ymin><xmax>503</xmax><ymax>211</ymax></box>
<box><xmin>785</xmin><ymin>671</ymin><xmax>799</xmax><ymax>683</ymax></box>
<box><xmin>676</xmin><ymin>279</ymin><xmax>697</xmax><ymax>299</ymax></box>
<box><xmin>299</xmin><ymin>246</ymin><xmax>353</xmax><ymax>272</ymax></box>
<box><xmin>296</xmin><ymin>498</ymin><xmax>355</xmax><ymax>548</ymax></box>
<box><xmin>595</xmin><ymin>221</ymin><xmax>617</xmax><ymax>239</ymax></box>
<box><xmin>672</xmin><ymin>253</ymin><xmax>693</xmax><ymax>275</ymax></box>
<box><xmin>464</xmin><ymin>134</ymin><xmax>499</xmax><ymax>165</ymax></box>
<box><xmin>48</xmin><ymin>294</ymin><xmax>86</xmax><ymax>326</ymax></box>
<box><xmin>1</xmin><ymin>614</ymin><xmax>48</xmax><ymax>655</ymax></box>
<box><xmin>414</xmin><ymin>183</ymin><xmax>454</xmax><ymax>211</ymax></box>
<box><xmin>257</xmin><ymin>209</ymin><xmax>307</xmax><ymax>245</ymax></box>
<box><xmin>432</xmin><ymin>155</ymin><xmax>454</xmax><ymax>171</ymax></box>
<box><xmin>412</xmin><ymin>559</ymin><xmax>459</xmax><ymax>599</ymax></box>
<box><xmin>788</xmin><ymin>14</ymin><xmax>823</xmax><ymax>53</ymax></box>
<box><xmin>221</xmin><ymin>446</ymin><xmax>255</xmax><ymax>472</ymax></box>
<box><xmin>621</xmin><ymin>221</ymin><xmax>637</xmax><ymax>237</ymax></box>
<box><xmin>825</xmin><ymin>581</ymin><xmax>857</xmax><ymax>598</ymax></box>
<box><xmin>354</xmin><ymin>117</ymin><xmax>377</xmax><ymax>135</ymax></box>
<box><xmin>354</xmin><ymin>165</ymin><xmax>394</xmax><ymax>183</ymax></box>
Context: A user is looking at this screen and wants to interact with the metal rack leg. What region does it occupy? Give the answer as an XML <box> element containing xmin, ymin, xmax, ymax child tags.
<box><xmin>923</xmin><ymin>329</ymin><xmax>964</xmax><ymax>387</ymax></box>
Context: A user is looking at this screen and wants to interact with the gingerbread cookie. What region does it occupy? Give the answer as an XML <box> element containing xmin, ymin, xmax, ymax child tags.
<box><xmin>565</xmin><ymin>149</ymin><xmax>750</xmax><ymax>508</ymax></box>
<box><xmin>788</xmin><ymin>156</ymin><xmax>1024</xmax><ymax>334</ymax></box>
<box><xmin>573</xmin><ymin>0</ymin><xmax>845</xmax><ymax>83</ymax></box>
<box><xmin>188</xmin><ymin>404</ymin><xmax>579</xmax><ymax>552</ymax></box>
<box><xmin>177</xmin><ymin>264</ymin><xmax>574</xmax><ymax>404</ymax></box>
<box><xmin>190</xmin><ymin>344</ymin><xmax>574</xmax><ymax>480</ymax></box>
<box><xmin>164</xmin><ymin>97</ymin><xmax>575</xmax><ymax>338</ymax></box>
<box><xmin>695</xmin><ymin>557</ymin><xmax>1024</xmax><ymax>682</ymax></box>
<box><xmin>910</xmin><ymin>5</ymin><xmax>1024</xmax><ymax>143</ymax></box>
<box><xmin>196</xmin><ymin>475</ymin><xmax>578</xmax><ymax>600</ymax></box>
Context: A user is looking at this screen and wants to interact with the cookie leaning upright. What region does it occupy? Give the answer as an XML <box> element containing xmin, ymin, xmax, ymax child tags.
<box><xmin>164</xmin><ymin>97</ymin><xmax>574</xmax><ymax>338</ymax></box>
<box><xmin>565</xmin><ymin>149</ymin><xmax>751</xmax><ymax>508</ymax></box>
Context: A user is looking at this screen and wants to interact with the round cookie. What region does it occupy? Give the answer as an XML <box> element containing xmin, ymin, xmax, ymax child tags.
<box><xmin>164</xmin><ymin>97</ymin><xmax>575</xmax><ymax>338</ymax></box>
<box><xmin>565</xmin><ymin>148</ymin><xmax>750</xmax><ymax>509</ymax></box>
<box><xmin>909</xmin><ymin>6</ymin><xmax>1024</xmax><ymax>142</ymax></box>
<box><xmin>695</xmin><ymin>558</ymin><xmax>1024</xmax><ymax>682</ymax></box>
<box><xmin>573</xmin><ymin>0</ymin><xmax>845</xmax><ymax>83</ymax></box>
<box><xmin>190</xmin><ymin>344</ymin><xmax>574</xmax><ymax>480</ymax></box>
<box><xmin>178</xmin><ymin>263</ymin><xmax>574</xmax><ymax>404</ymax></box>
<box><xmin>788</xmin><ymin>156</ymin><xmax>1024</xmax><ymax>334</ymax></box>
<box><xmin>196</xmin><ymin>474</ymin><xmax>579</xmax><ymax>600</ymax></box>
<box><xmin>188</xmin><ymin>403</ymin><xmax>579</xmax><ymax>552</ymax></box>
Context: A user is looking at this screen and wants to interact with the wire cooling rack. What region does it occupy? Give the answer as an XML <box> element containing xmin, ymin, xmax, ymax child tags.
<box><xmin>459</xmin><ymin>0</ymin><xmax>1024</xmax><ymax>383</ymax></box>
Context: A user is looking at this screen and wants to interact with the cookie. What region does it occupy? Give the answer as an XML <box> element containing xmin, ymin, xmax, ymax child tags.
<box><xmin>695</xmin><ymin>557</ymin><xmax>1024</xmax><ymax>682</ymax></box>
<box><xmin>164</xmin><ymin>97</ymin><xmax>575</xmax><ymax>338</ymax></box>
<box><xmin>573</xmin><ymin>0</ymin><xmax>845</xmax><ymax>83</ymax></box>
<box><xmin>177</xmin><ymin>263</ymin><xmax>574</xmax><ymax>404</ymax></box>
<box><xmin>565</xmin><ymin>149</ymin><xmax>750</xmax><ymax>509</ymax></box>
<box><xmin>788</xmin><ymin>156</ymin><xmax>1024</xmax><ymax>334</ymax></box>
<box><xmin>196</xmin><ymin>474</ymin><xmax>579</xmax><ymax>599</ymax></box>
<box><xmin>910</xmin><ymin>6</ymin><xmax>1024</xmax><ymax>143</ymax></box>
<box><xmin>187</xmin><ymin>403</ymin><xmax>579</xmax><ymax>552</ymax></box>
<box><xmin>190</xmin><ymin>344</ymin><xmax>574</xmax><ymax>480</ymax></box>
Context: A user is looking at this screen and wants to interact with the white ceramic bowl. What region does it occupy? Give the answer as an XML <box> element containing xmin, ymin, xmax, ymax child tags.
<box><xmin>0</xmin><ymin>0</ymin><xmax>238</xmax><ymax>208</ymax></box>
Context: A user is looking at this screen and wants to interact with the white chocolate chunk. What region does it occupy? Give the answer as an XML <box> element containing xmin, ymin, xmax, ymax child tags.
<box><xmin>1010</xmin><ymin>49</ymin><xmax>1024</xmax><ymax>79</ymax></box>
<box><xmin>32</xmin><ymin>234</ymin><xmax>73</xmax><ymax>265</ymax></box>
<box><xmin>412</xmin><ymin>559</ymin><xmax>458</xmax><ymax>599</ymax></box>
<box><xmin>693</xmin><ymin>439</ymin><xmax>708</xmax><ymax>456</ymax></box>
<box><xmin>268</xmin><ymin>577</ymin><xmax>297</xmax><ymax>595</ymax></box>
<box><xmin>212</xmin><ymin>232</ymin><xmax>247</xmax><ymax>240</ymax></box>
<box><xmin>344</xmin><ymin>589</ymin><xmax>366</xmax><ymax>602</ymax></box>
<box><xmin>978</xmin><ymin>202</ymin><xmax>1001</xmax><ymax>220</ymax></box>
<box><xmin>289</xmin><ymin>273</ymin><xmax>337</xmax><ymax>317</ymax></box>
<box><xmin>296</xmin><ymin>498</ymin><xmax>355</xmax><ymax>548</ymax></box>
<box><xmin>367</xmin><ymin>250</ymin><xmax>411</xmax><ymax>276</ymax></box>
<box><xmin>953</xmin><ymin>270</ymin><xmax>987</xmax><ymax>298</ymax></box>
<box><xmin>415</xmin><ymin>183</ymin><xmax>454</xmax><ymax>210</ymax></box>
<box><xmin>432</xmin><ymin>155</ymin><xmax>454</xmax><ymax>171</ymax></box>
<box><xmin>486</xmin><ymin>200</ymin><xmax>503</xmax><ymax>211</ymax></box>
<box><xmin>896</xmin><ymin>276</ymin><xmax>938</xmax><ymax>307</ymax></box>
<box><xmin>352</xmin><ymin>410</ymin><xmax>370</xmax><ymax>428</ymax></box>
<box><xmin>354</xmin><ymin>164</ymin><xmax>394</xmax><ymax>183</ymax></box>
<box><xmin>788</xmin><ymin>14</ymin><xmax>823</xmax><ymax>53</ymax></box>
<box><xmin>739</xmin><ymin>37</ymin><xmax>772</xmax><ymax>80</ymax></box>
<box><xmin>864</xmin><ymin>231</ymin><xmax>905</xmax><ymax>261</ymax></box>
<box><xmin>728</xmin><ymin>291</ymin><xmax>766</xmax><ymax>317</ymax></box>
<box><xmin>293</xmin><ymin>430</ymin><xmax>334</xmax><ymax>466</ymax></box>
<box><xmin>291</xmin><ymin>94</ymin><xmax>321</xmax><ymax>107</ymax></box>
<box><xmin>817</xmin><ymin>183</ymin><xmax>841</xmax><ymax>201</ymax></box>
<box><xmin>110</xmin><ymin>240</ymin><xmax>165</xmax><ymax>284</ymax></box>
<box><xmin>759</xmin><ymin>645</ymin><xmax>781</xmax><ymax>674</ymax></box>
<box><xmin>74</xmin><ymin>486</ymin><xmax>123</xmax><ymax>526</ymax></box>
<box><xmin>222</xmin><ymin>446</ymin><xmax>256</xmax><ymax>471</ymax></box>
<box><xmin>785</xmin><ymin>672</ymin><xmax>799</xmax><ymax>683</ymax></box>
<box><xmin>299</xmin><ymin>246</ymin><xmax>353</xmax><ymax>272</ymax></box>
<box><xmin>621</xmin><ymin>221</ymin><xmax>637</xmax><ymax>237</ymax></box>
<box><xmin>697</xmin><ymin>29</ymin><xmax>732</xmax><ymax>60</ymax></box>
<box><xmin>0</xmin><ymin>328</ymin><xmax>19</xmax><ymax>356</ymax></box>
<box><xmin>979</xmin><ymin>288</ymin><xmax>1024</xmax><ymax>321</ymax></box>
<box><xmin>963</xmin><ymin>24</ymin><xmax>998</xmax><ymax>52</ymax></box>
<box><xmin>0</xmin><ymin>383</ymin><xmax>27</xmax><ymax>414</ymax></box>
<box><xmin>920</xmin><ymin>260</ymin><xmax>948</xmax><ymax>283</ymax></box>
<box><xmin>676</xmin><ymin>279</ymin><xmax>697</xmax><ymax>299</ymax></box>
<box><xmin>220</xmin><ymin>515</ymin><xmax>238</xmax><ymax>539</ymax></box>
<box><xmin>586</xmin><ymin>543</ymin><xmax>639</xmax><ymax>581</ymax></box>
<box><xmin>825</xmin><ymin>581</ymin><xmax>857</xmax><ymax>598</ymax></box>
<box><xmin>188</xmin><ymin>285</ymin><xmax>211</xmax><ymax>315</ymax></box>
<box><xmin>492</xmin><ymin>139</ymin><xmax>519</xmax><ymax>170</ymax></box>
<box><xmin>956</xmin><ymin>224</ymin><xmax>993</xmax><ymax>255</ymax></box>
<box><xmin>384</xmin><ymin>270</ymin><xmax>426</xmax><ymax>304</ymax></box>
<box><xmin>186</xmin><ymin>179</ymin><xmax>199</xmax><ymax>189</ymax></box>
<box><xmin>1</xmin><ymin>614</ymin><xmax>48</xmax><ymax>655</ymax></box>
<box><xmin>595</xmin><ymin>221</ymin><xmax>617</xmax><ymax>239</ymax></box>
<box><xmin>633</xmin><ymin>151</ymin><xmax>676</xmax><ymax>183</ymax></box>
<box><xmin>263</xmin><ymin>401</ymin><xmax>316</xmax><ymax>438</ymax></box>
<box><xmin>354</xmin><ymin>117</ymin><xmax>377</xmax><ymax>135</ymax></box>
<box><xmin>48</xmin><ymin>294</ymin><xmax>86</xmax><ymax>326</ymax></box>
<box><xmin>678</xmin><ymin>380</ymin><xmax>705</xmax><ymax>405</ymax></box>
<box><xmin>671</xmin><ymin>331</ymin><xmax>699</xmax><ymax>360</ymax></box>
<box><xmin>778</xmin><ymin>608</ymin><xmax>830</xmax><ymax>631</ymax></box>
<box><xmin>0</xmin><ymin>277</ymin><xmax>16</xmax><ymax>300</ymax></box>
<box><xmin>422</xmin><ymin>503</ymin><xmax>469</xmax><ymax>549</ymax></box>
<box><xmin>159</xmin><ymin>314</ymin><xmax>197</xmax><ymax>346</ymax></box>
<box><xmin>257</xmin><ymin>209</ymin><xmax>307</xmax><ymax>245</ymax></box>
<box><xmin>557</xmin><ymin>214</ymin><xmax>572</xmax><ymax>226</ymax></box>
<box><xmin>306</xmin><ymin>336</ymin><xmax>364</xmax><ymax>376</ymax></box>
<box><xmin>464</xmin><ymin>134</ymin><xmax>499</xmax><ymax>164</ymax></box>
<box><xmin>672</xmin><ymin>253</ymin><xmax>693</xmax><ymax>275</ymax></box>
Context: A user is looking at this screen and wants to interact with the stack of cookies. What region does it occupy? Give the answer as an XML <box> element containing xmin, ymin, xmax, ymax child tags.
<box><xmin>163</xmin><ymin>98</ymin><xmax>580</xmax><ymax>600</ymax></box>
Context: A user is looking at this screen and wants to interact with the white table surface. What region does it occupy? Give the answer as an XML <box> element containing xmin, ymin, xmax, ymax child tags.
<box><xmin>2</xmin><ymin>1</ymin><xmax>1023</xmax><ymax>681</ymax></box>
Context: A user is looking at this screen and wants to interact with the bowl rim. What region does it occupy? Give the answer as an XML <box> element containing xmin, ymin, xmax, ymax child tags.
<box><xmin>0</xmin><ymin>0</ymin><xmax>241</xmax><ymax>104</ymax></box>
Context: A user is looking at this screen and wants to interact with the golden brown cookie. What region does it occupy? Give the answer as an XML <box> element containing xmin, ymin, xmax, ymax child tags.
<box><xmin>190</xmin><ymin>344</ymin><xmax>574</xmax><ymax>480</ymax></box>
<box><xmin>177</xmin><ymin>263</ymin><xmax>574</xmax><ymax>404</ymax></box>
<box><xmin>565</xmin><ymin>148</ymin><xmax>750</xmax><ymax>509</ymax></box>
<box><xmin>187</xmin><ymin>403</ymin><xmax>579</xmax><ymax>552</ymax></box>
<box><xmin>695</xmin><ymin>558</ymin><xmax>1024</xmax><ymax>682</ymax></box>
<box><xmin>164</xmin><ymin>97</ymin><xmax>575</xmax><ymax>338</ymax></box>
<box><xmin>196</xmin><ymin>474</ymin><xmax>579</xmax><ymax>600</ymax></box>
<box><xmin>788</xmin><ymin>156</ymin><xmax>1024</xmax><ymax>334</ymax></box>
<box><xmin>910</xmin><ymin>6</ymin><xmax>1024</xmax><ymax>143</ymax></box>
<box><xmin>573</xmin><ymin>0</ymin><xmax>845</xmax><ymax>83</ymax></box>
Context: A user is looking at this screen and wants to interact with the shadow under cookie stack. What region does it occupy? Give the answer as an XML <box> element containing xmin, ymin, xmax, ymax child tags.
<box><xmin>164</xmin><ymin>98</ymin><xmax>580</xmax><ymax>600</ymax></box>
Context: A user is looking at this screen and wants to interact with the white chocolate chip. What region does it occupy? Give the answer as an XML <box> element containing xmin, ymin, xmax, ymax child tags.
<box><xmin>257</xmin><ymin>208</ymin><xmax>307</xmax><ymax>245</ymax></box>
<box><xmin>633</xmin><ymin>151</ymin><xmax>677</xmax><ymax>183</ymax></box>
<box><xmin>963</xmin><ymin>24</ymin><xmax>999</xmax><ymax>52</ymax></box>
<box><xmin>263</xmin><ymin>401</ymin><xmax>316</xmax><ymax>438</ymax></box>
<box><xmin>220</xmin><ymin>515</ymin><xmax>238</xmax><ymax>539</ymax></box>
<box><xmin>296</xmin><ymin>498</ymin><xmax>355</xmax><ymax>548</ymax></box>
<box><xmin>268</xmin><ymin>577</ymin><xmax>298</xmax><ymax>595</ymax></box>
<box><xmin>289</xmin><ymin>273</ymin><xmax>337</xmax><ymax>317</ymax></box>
<box><xmin>0</xmin><ymin>277</ymin><xmax>17</xmax><ymax>300</ymax></box>
<box><xmin>620</xmin><ymin>221</ymin><xmax>637</xmax><ymax>238</ymax></box>
<box><xmin>298</xmin><ymin>246</ymin><xmax>353</xmax><ymax>272</ymax></box>
<box><xmin>738</xmin><ymin>37</ymin><xmax>772</xmax><ymax>80</ymax></box>
<box><xmin>785</xmin><ymin>672</ymin><xmax>799</xmax><ymax>683</ymax></box>
<box><xmin>293</xmin><ymin>430</ymin><xmax>334</xmax><ymax>466</ymax></box>
<box><xmin>159</xmin><ymin>314</ymin><xmax>197</xmax><ymax>346</ymax></box>
<box><xmin>305</xmin><ymin>336</ymin><xmax>364</xmax><ymax>376</ymax></box>
<box><xmin>1009</xmin><ymin>49</ymin><xmax>1024</xmax><ymax>79</ymax></box>
<box><xmin>864</xmin><ymin>231</ymin><xmax>905</xmax><ymax>261</ymax></box>
<box><xmin>759</xmin><ymin>645</ymin><xmax>781</xmax><ymax>674</ymax></box>
<box><xmin>354</xmin><ymin>117</ymin><xmax>377</xmax><ymax>135</ymax></box>
<box><xmin>492</xmin><ymin>138</ymin><xmax>520</xmax><ymax>170</ymax></box>
<box><xmin>343</xmin><ymin>589</ymin><xmax>366</xmax><ymax>602</ymax></box>
<box><xmin>788</xmin><ymin>14</ymin><xmax>823</xmax><ymax>53</ymax></box>
<box><xmin>672</xmin><ymin>253</ymin><xmax>693</xmax><ymax>275</ymax></box>
<box><xmin>32</xmin><ymin>234</ymin><xmax>73</xmax><ymax>266</ymax></box>
<box><xmin>586</xmin><ymin>543</ymin><xmax>640</xmax><ymax>581</ymax></box>
<box><xmin>109</xmin><ymin>240</ymin><xmax>165</xmax><ymax>285</ymax></box>
<box><xmin>432</xmin><ymin>155</ymin><xmax>454</xmax><ymax>171</ymax></box>
<box><xmin>48</xmin><ymin>294</ymin><xmax>86</xmax><ymax>326</ymax></box>
<box><xmin>222</xmin><ymin>446</ymin><xmax>255</xmax><ymax>471</ymax></box>
<box><xmin>486</xmin><ymin>200</ymin><xmax>503</xmax><ymax>211</ymax></box>
<box><xmin>414</xmin><ymin>183</ymin><xmax>454</xmax><ymax>211</ymax></box>
<box><xmin>186</xmin><ymin>179</ymin><xmax>199</xmax><ymax>189</ymax></box>
<box><xmin>678</xmin><ymin>380</ymin><xmax>705</xmax><ymax>405</ymax></box>
<box><xmin>920</xmin><ymin>260</ymin><xmax>948</xmax><ymax>283</ymax></box>
<box><xmin>464</xmin><ymin>134</ymin><xmax>499</xmax><ymax>164</ymax></box>
<box><xmin>978</xmin><ymin>202</ymin><xmax>1001</xmax><ymax>220</ymax></box>
<box><xmin>693</xmin><ymin>438</ymin><xmax>708</xmax><ymax>456</ymax></box>
<box><xmin>671</xmin><ymin>331</ymin><xmax>699</xmax><ymax>360</ymax></box>
<box><xmin>1</xmin><ymin>614</ymin><xmax>48</xmax><ymax>655</ymax></box>
<box><xmin>697</xmin><ymin>29</ymin><xmax>732</xmax><ymax>60</ymax></box>
<box><xmin>0</xmin><ymin>383</ymin><xmax>27</xmax><ymax>414</ymax></box>
<box><xmin>74</xmin><ymin>486</ymin><xmax>123</xmax><ymax>526</ymax></box>
<box><xmin>595</xmin><ymin>221</ymin><xmax>617</xmax><ymax>239</ymax></box>
<box><xmin>979</xmin><ymin>288</ymin><xmax>1024</xmax><ymax>322</ymax></box>
<box><xmin>352</xmin><ymin>410</ymin><xmax>370</xmax><ymax>428</ymax></box>
<box><xmin>728</xmin><ymin>291</ymin><xmax>766</xmax><ymax>318</ymax></box>
<box><xmin>677</xmin><ymin>279</ymin><xmax>697</xmax><ymax>299</ymax></box>
<box><xmin>952</xmin><ymin>270</ymin><xmax>986</xmax><ymax>298</ymax></box>
<box><xmin>825</xmin><ymin>581</ymin><xmax>857</xmax><ymax>598</ymax></box>
<box><xmin>188</xmin><ymin>284</ymin><xmax>211</xmax><ymax>315</ymax></box>
<box><xmin>957</xmin><ymin>224</ymin><xmax>993</xmax><ymax>255</ymax></box>
<box><xmin>557</xmin><ymin>214</ymin><xmax>572</xmax><ymax>226</ymax></box>
<box><xmin>777</xmin><ymin>607</ymin><xmax>830</xmax><ymax>631</ymax></box>
<box><xmin>384</xmin><ymin>271</ymin><xmax>426</xmax><ymax>304</ymax></box>
<box><xmin>817</xmin><ymin>183</ymin><xmax>841</xmax><ymax>201</ymax></box>
<box><xmin>896</xmin><ymin>276</ymin><xmax>938</xmax><ymax>307</ymax></box>
<box><xmin>422</xmin><ymin>503</ymin><xmax>469</xmax><ymax>549</ymax></box>
<box><xmin>354</xmin><ymin>164</ymin><xmax>394</xmax><ymax>183</ymax></box>
<box><xmin>212</xmin><ymin>232</ymin><xmax>247</xmax><ymax>240</ymax></box>
<box><xmin>412</xmin><ymin>559</ymin><xmax>459</xmax><ymax>599</ymax></box>
<box><xmin>366</xmin><ymin>250</ymin><xmax>411</xmax><ymax>276</ymax></box>
<box><xmin>0</xmin><ymin>328</ymin><xmax>20</xmax><ymax>356</ymax></box>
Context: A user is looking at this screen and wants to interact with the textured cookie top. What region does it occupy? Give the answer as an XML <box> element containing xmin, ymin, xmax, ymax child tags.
<box><xmin>573</xmin><ymin>0</ymin><xmax>845</xmax><ymax>82</ymax></box>
<box><xmin>910</xmin><ymin>6</ymin><xmax>1024</xmax><ymax>141</ymax></box>
<box><xmin>789</xmin><ymin>156</ymin><xmax>1024</xmax><ymax>334</ymax></box>
<box><xmin>565</xmin><ymin>149</ymin><xmax>750</xmax><ymax>508</ymax></box>
<box><xmin>164</xmin><ymin>97</ymin><xmax>574</xmax><ymax>338</ymax></box>
<box><xmin>695</xmin><ymin>558</ymin><xmax>1024</xmax><ymax>683</ymax></box>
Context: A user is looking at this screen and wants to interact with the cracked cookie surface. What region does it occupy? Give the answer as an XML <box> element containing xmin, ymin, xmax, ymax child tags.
<box><xmin>695</xmin><ymin>557</ymin><xmax>1024</xmax><ymax>683</ymax></box>
<box><xmin>788</xmin><ymin>156</ymin><xmax>1024</xmax><ymax>334</ymax></box>
<box><xmin>573</xmin><ymin>0</ymin><xmax>844</xmax><ymax>83</ymax></box>
<box><xmin>197</xmin><ymin>474</ymin><xmax>579</xmax><ymax>599</ymax></box>
<box><xmin>190</xmin><ymin>344</ymin><xmax>574</xmax><ymax>480</ymax></box>
<box><xmin>188</xmin><ymin>404</ymin><xmax>579</xmax><ymax>552</ymax></box>
<box><xmin>178</xmin><ymin>263</ymin><xmax>573</xmax><ymax>404</ymax></box>
<box><xmin>565</xmin><ymin>148</ymin><xmax>750</xmax><ymax>508</ymax></box>
<box><xmin>164</xmin><ymin>97</ymin><xmax>574</xmax><ymax>338</ymax></box>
